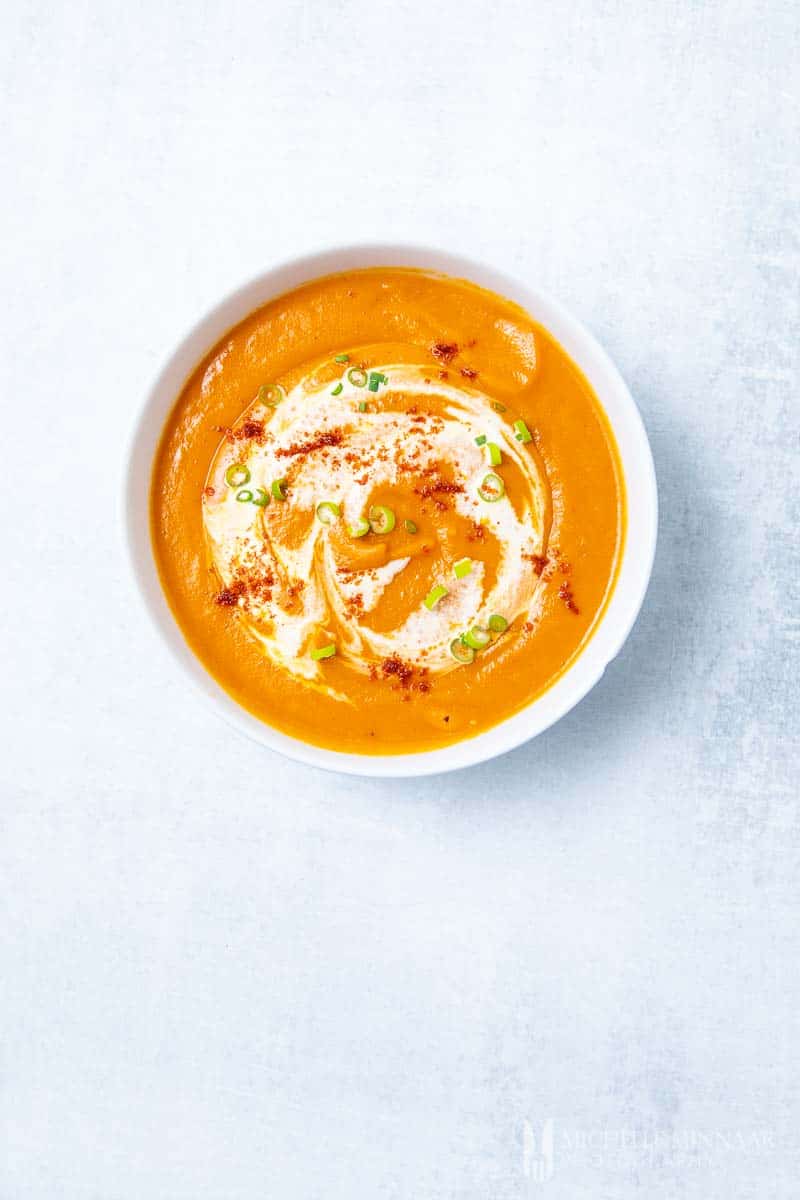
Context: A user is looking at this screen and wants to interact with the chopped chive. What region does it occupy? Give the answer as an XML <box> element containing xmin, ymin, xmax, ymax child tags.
<box><xmin>488</xmin><ymin>614</ymin><xmax>509</xmax><ymax>633</ymax></box>
<box><xmin>450</xmin><ymin>637</ymin><xmax>475</xmax><ymax>664</ymax></box>
<box><xmin>331</xmin><ymin>382</ymin><xmax>344</xmax><ymax>396</ymax></box>
<box><xmin>358</xmin><ymin>400</ymin><xmax>367</xmax><ymax>412</ymax></box>
<box><xmin>423</xmin><ymin>584</ymin><xmax>448</xmax><ymax>610</ymax></box>
<box><xmin>236</xmin><ymin>489</ymin><xmax>254</xmax><ymax>503</ymax></box>
<box><xmin>271</xmin><ymin>477</ymin><xmax>288</xmax><ymax>501</ymax></box>
<box><xmin>258</xmin><ymin>384</ymin><xmax>285</xmax><ymax>407</ymax></box>
<box><xmin>453</xmin><ymin>557</ymin><xmax>472</xmax><ymax>579</ymax></box>
<box><xmin>478</xmin><ymin>471</ymin><xmax>505</xmax><ymax>502</ymax></box>
<box><xmin>404</xmin><ymin>519</ymin><xmax>418</xmax><ymax>534</ymax></box>
<box><xmin>335</xmin><ymin>353</ymin><xmax>350</xmax><ymax>363</ymax></box>
<box><xmin>310</xmin><ymin>643</ymin><xmax>337</xmax><ymax>661</ymax></box>
<box><xmin>347</xmin><ymin>367</ymin><xmax>368</xmax><ymax>387</ymax></box>
<box><xmin>514</xmin><ymin>419</ymin><xmax>533</xmax><ymax>444</ymax></box>
<box><xmin>316</xmin><ymin>500</ymin><xmax>341</xmax><ymax>525</ymax></box>
<box><xmin>463</xmin><ymin>625</ymin><xmax>492</xmax><ymax>650</ymax></box>
<box><xmin>475</xmin><ymin>434</ymin><xmax>487</xmax><ymax>446</ymax></box>
<box><xmin>252</xmin><ymin>487</ymin><xmax>270</xmax><ymax>508</ymax></box>
<box><xmin>486</xmin><ymin>442</ymin><xmax>502</xmax><ymax>466</ymax></box>
<box><xmin>368</xmin><ymin>505</ymin><xmax>396</xmax><ymax>534</ymax></box>
<box><xmin>225</xmin><ymin>463</ymin><xmax>250</xmax><ymax>487</ymax></box>
<box><xmin>348</xmin><ymin>516</ymin><xmax>370</xmax><ymax>538</ymax></box>
<box><xmin>491</xmin><ymin>400</ymin><xmax>507</xmax><ymax>413</ymax></box>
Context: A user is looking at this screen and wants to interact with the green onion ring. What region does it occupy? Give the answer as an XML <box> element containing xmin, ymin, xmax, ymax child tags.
<box><xmin>368</xmin><ymin>504</ymin><xmax>396</xmax><ymax>534</ymax></box>
<box><xmin>478</xmin><ymin>472</ymin><xmax>505</xmax><ymax>502</ymax></box>
<box><xmin>258</xmin><ymin>383</ymin><xmax>285</xmax><ymax>407</ymax></box>
<box><xmin>488</xmin><ymin>614</ymin><xmax>509</xmax><ymax>633</ymax></box>
<box><xmin>271</xmin><ymin>477</ymin><xmax>288</xmax><ymax>501</ymax></box>
<box><xmin>348</xmin><ymin>517</ymin><xmax>371</xmax><ymax>538</ymax></box>
<box><xmin>252</xmin><ymin>487</ymin><xmax>270</xmax><ymax>507</ymax></box>
<box><xmin>225</xmin><ymin>463</ymin><xmax>250</xmax><ymax>487</ymax></box>
<box><xmin>463</xmin><ymin>625</ymin><xmax>491</xmax><ymax>650</ymax></box>
<box><xmin>316</xmin><ymin>500</ymin><xmax>341</xmax><ymax>525</ymax></box>
<box><xmin>310</xmin><ymin>643</ymin><xmax>337</xmax><ymax>661</ymax></box>
<box><xmin>235</xmin><ymin>489</ymin><xmax>254</xmax><ymax>503</ymax></box>
<box><xmin>423</xmin><ymin>584</ymin><xmax>448</xmax><ymax>610</ymax></box>
<box><xmin>347</xmin><ymin>367</ymin><xmax>368</xmax><ymax>388</ymax></box>
<box><xmin>450</xmin><ymin>638</ymin><xmax>475</xmax><ymax>664</ymax></box>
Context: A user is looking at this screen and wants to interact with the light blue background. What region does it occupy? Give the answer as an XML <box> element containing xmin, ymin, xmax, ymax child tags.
<box><xmin>2</xmin><ymin>1</ymin><xmax>797</xmax><ymax>1195</ymax></box>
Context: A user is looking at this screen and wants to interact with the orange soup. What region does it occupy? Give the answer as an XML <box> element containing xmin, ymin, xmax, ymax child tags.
<box><xmin>151</xmin><ymin>268</ymin><xmax>625</xmax><ymax>753</ymax></box>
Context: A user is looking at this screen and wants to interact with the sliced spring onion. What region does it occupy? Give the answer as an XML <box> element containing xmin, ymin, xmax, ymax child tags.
<box><xmin>368</xmin><ymin>505</ymin><xmax>395</xmax><ymax>534</ymax></box>
<box><xmin>486</xmin><ymin>442</ymin><xmax>502</xmax><ymax>466</ymax></box>
<box><xmin>450</xmin><ymin>637</ymin><xmax>475</xmax><ymax>664</ymax></box>
<box><xmin>236</xmin><ymin>489</ymin><xmax>254</xmax><ymax>503</ymax></box>
<box><xmin>271</xmin><ymin>477</ymin><xmax>288</xmax><ymax>501</ymax></box>
<box><xmin>335</xmin><ymin>353</ymin><xmax>350</xmax><ymax>363</ymax></box>
<box><xmin>404</xmin><ymin>519</ymin><xmax>418</xmax><ymax>534</ymax></box>
<box><xmin>310</xmin><ymin>643</ymin><xmax>337</xmax><ymax>661</ymax></box>
<box><xmin>367</xmin><ymin>371</ymin><xmax>388</xmax><ymax>392</ymax></box>
<box><xmin>491</xmin><ymin>400</ymin><xmax>507</xmax><ymax>413</ymax></box>
<box><xmin>453</xmin><ymin>557</ymin><xmax>472</xmax><ymax>579</ymax></box>
<box><xmin>258</xmin><ymin>383</ymin><xmax>285</xmax><ymax>407</ymax></box>
<box><xmin>252</xmin><ymin>487</ymin><xmax>270</xmax><ymax>507</ymax></box>
<box><xmin>316</xmin><ymin>500</ymin><xmax>341</xmax><ymax>525</ymax></box>
<box><xmin>424</xmin><ymin>584</ymin><xmax>448</xmax><ymax>610</ymax></box>
<box><xmin>347</xmin><ymin>366</ymin><xmax>368</xmax><ymax>387</ymax></box>
<box><xmin>358</xmin><ymin>400</ymin><xmax>367</xmax><ymax>412</ymax></box>
<box><xmin>348</xmin><ymin>516</ymin><xmax>370</xmax><ymax>538</ymax></box>
<box><xmin>225</xmin><ymin>463</ymin><xmax>250</xmax><ymax>487</ymax></box>
<box><xmin>514</xmin><ymin>419</ymin><xmax>533</xmax><ymax>444</ymax></box>
<box><xmin>488</xmin><ymin>614</ymin><xmax>509</xmax><ymax>632</ymax></box>
<box><xmin>478</xmin><ymin>472</ymin><xmax>505</xmax><ymax>502</ymax></box>
<box><xmin>463</xmin><ymin>625</ymin><xmax>492</xmax><ymax>650</ymax></box>
<box><xmin>475</xmin><ymin>434</ymin><xmax>487</xmax><ymax>446</ymax></box>
<box><xmin>331</xmin><ymin>382</ymin><xmax>343</xmax><ymax>396</ymax></box>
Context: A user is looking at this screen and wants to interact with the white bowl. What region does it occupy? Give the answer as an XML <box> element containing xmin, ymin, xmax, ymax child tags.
<box><xmin>124</xmin><ymin>245</ymin><xmax>657</xmax><ymax>777</ymax></box>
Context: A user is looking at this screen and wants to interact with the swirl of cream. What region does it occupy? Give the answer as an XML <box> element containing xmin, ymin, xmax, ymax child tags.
<box><xmin>203</xmin><ymin>362</ymin><xmax>551</xmax><ymax>686</ymax></box>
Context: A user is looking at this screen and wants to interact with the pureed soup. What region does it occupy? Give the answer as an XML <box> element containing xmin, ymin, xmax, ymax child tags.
<box><xmin>152</xmin><ymin>268</ymin><xmax>625</xmax><ymax>754</ymax></box>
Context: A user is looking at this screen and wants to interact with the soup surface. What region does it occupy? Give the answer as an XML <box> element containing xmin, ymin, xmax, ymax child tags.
<box><xmin>151</xmin><ymin>268</ymin><xmax>625</xmax><ymax>753</ymax></box>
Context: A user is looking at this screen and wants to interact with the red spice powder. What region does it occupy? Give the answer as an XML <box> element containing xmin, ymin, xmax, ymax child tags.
<box><xmin>460</xmin><ymin>366</ymin><xmax>478</xmax><ymax>379</ymax></box>
<box><xmin>276</xmin><ymin>429</ymin><xmax>344</xmax><ymax>458</ymax></box>
<box><xmin>215</xmin><ymin>582</ymin><xmax>245</xmax><ymax>607</ymax></box>
<box><xmin>414</xmin><ymin>479</ymin><xmax>464</xmax><ymax>500</ymax></box>
<box><xmin>523</xmin><ymin>553</ymin><xmax>549</xmax><ymax>577</ymax></box>
<box><xmin>215</xmin><ymin>421</ymin><xmax>266</xmax><ymax>443</ymax></box>
<box><xmin>431</xmin><ymin>341</ymin><xmax>458</xmax><ymax>364</ymax></box>
<box><xmin>558</xmin><ymin>582</ymin><xmax>580</xmax><ymax>614</ymax></box>
<box><xmin>380</xmin><ymin>655</ymin><xmax>414</xmax><ymax>687</ymax></box>
<box><xmin>241</xmin><ymin>420</ymin><xmax>265</xmax><ymax>440</ymax></box>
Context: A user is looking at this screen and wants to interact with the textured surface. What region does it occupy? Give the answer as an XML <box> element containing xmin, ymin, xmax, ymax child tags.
<box><xmin>2</xmin><ymin>1</ymin><xmax>798</xmax><ymax>1196</ymax></box>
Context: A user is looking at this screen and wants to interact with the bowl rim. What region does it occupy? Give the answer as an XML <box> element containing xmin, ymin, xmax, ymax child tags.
<box><xmin>123</xmin><ymin>242</ymin><xmax>658</xmax><ymax>777</ymax></box>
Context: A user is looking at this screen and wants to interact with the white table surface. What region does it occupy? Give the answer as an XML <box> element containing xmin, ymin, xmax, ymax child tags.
<box><xmin>3</xmin><ymin>1</ymin><xmax>798</xmax><ymax>1196</ymax></box>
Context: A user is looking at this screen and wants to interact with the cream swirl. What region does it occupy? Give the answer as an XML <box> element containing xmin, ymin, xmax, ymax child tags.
<box><xmin>203</xmin><ymin>362</ymin><xmax>551</xmax><ymax>685</ymax></box>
